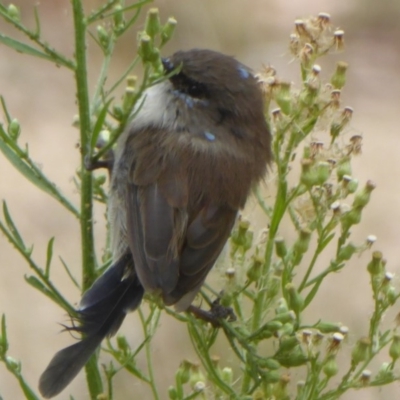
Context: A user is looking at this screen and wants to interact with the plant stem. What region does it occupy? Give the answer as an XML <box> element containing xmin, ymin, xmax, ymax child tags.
<box><xmin>71</xmin><ymin>0</ymin><xmax>102</xmax><ymax>397</ymax></box>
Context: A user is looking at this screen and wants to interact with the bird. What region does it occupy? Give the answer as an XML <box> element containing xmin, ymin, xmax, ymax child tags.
<box><xmin>39</xmin><ymin>48</ymin><xmax>272</xmax><ymax>398</ymax></box>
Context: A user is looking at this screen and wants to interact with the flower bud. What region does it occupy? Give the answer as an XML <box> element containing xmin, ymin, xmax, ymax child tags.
<box><xmin>351</xmin><ymin>337</ymin><xmax>370</xmax><ymax>366</ymax></box>
<box><xmin>300</xmin><ymin>158</ymin><xmax>318</xmax><ymax>187</ymax></box>
<box><xmin>323</xmin><ymin>355</ymin><xmax>338</xmax><ymax>377</ymax></box>
<box><xmin>122</xmin><ymin>86</ymin><xmax>137</xmax><ymax>112</ymax></box>
<box><xmin>145</xmin><ymin>8</ymin><xmax>161</xmax><ymax>39</ymax></box>
<box><xmin>293</xmin><ymin>228</ymin><xmax>312</xmax><ymax>255</ymax></box>
<box><xmin>367</xmin><ymin>251</ymin><xmax>383</xmax><ymax>276</ymax></box>
<box><xmin>259</xmin><ymin>357</ymin><xmax>281</xmax><ymax>370</ymax></box>
<box><xmin>221</xmin><ymin>367</ymin><xmax>233</xmax><ymax>385</ymax></box>
<box><xmin>389</xmin><ymin>334</ymin><xmax>400</xmax><ymax>362</ymax></box>
<box><xmin>274</xmin><ymin>237</ymin><xmax>287</xmax><ymax>258</ymax></box>
<box><xmin>161</xmin><ymin>17</ymin><xmax>177</xmax><ymax>45</ymax></box>
<box><xmin>336</xmin><ymin>156</ymin><xmax>351</xmax><ymax>181</ymax></box>
<box><xmin>168</xmin><ymin>386</ymin><xmax>178</xmax><ymax>400</ymax></box>
<box><xmin>340</xmin><ymin>206</ymin><xmax>362</xmax><ymax>231</ymax></box>
<box><xmin>337</xmin><ymin>242</ymin><xmax>357</xmax><ymax>262</ymax></box>
<box><xmin>330</xmin><ymin>61</ymin><xmax>348</xmax><ymax>89</ymax></box>
<box><xmin>359</xmin><ymin>369</ymin><xmax>372</xmax><ymax>386</ymax></box>
<box><xmin>246</xmin><ymin>255</ymin><xmax>263</xmax><ymax>282</ymax></box>
<box><xmin>314</xmin><ymin>321</ymin><xmax>342</xmax><ymax>333</ymax></box>
<box><xmin>263</xmin><ymin>370</ymin><xmax>280</xmax><ymax>384</ymax></box>
<box><xmin>112</xmin><ymin>4</ymin><xmax>125</xmax><ymax>33</ymax></box>
<box><xmin>116</xmin><ymin>335</ymin><xmax>130</xmax><ymax>353</ymax></box>
<box><xmin>285</xmin><ymin>283</ymin><xmax>304</xmax><ymax>317</ymax></box>
<box><xmin>7</xmin><ymin>4</ymin><xmax>20</xmax><ymax>22</ymax></box>
<box><xmin>275</xmin><ymin>298</ymin><xmax>289</xmax><ymax>315</ymax></box>
<box><xmin>334</xmin><ymin>30</ymin><xmax>345</xmax><ymax>51</ymax></box>
<box><xmin>97</xmin><ymin>25</ymin><xmax>110</xmax><ymax>50</ymax></box>
<box><xmin>8</xmin><ymin>118</ymin><xmax>20</xmax><ymax>140</ymax></box>
<box><xmin>327</xmin><ymin>332</ymin><xmax>344</xmax><ymax>353</ymax></box>
<box><xmin>353</xmin><ymin>180</ymin><xmax>376</xmax><ymax>208</ymax></box>
<box><xmin>315</xmin><ymin>161</ymin><xmax>330</xmax><ymax>185</ymax></box>
<box><xmin>138</xmin><ymin>33</ymin><xmax>158</xmax><ymax>63</ymax></box>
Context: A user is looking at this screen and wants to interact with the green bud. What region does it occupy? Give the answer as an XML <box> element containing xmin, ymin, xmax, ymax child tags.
<box><xmin>274</xmin><ymin>339</ymin><xmax>308</xmax><ymax>367</ymax></box>
<box><xmin>389</xmin><ymin>334</ymin><xmax>400</xmax><ymax>362</ymax></box>
<box><xmin>122</xmin><ymin>86</ymin><xmax>137</xmax><ymax>112</ymax></box>
<box><xmin>6</xmin><ymin>356</ymin><xmax>20</xmax><ymax>373</ymax></box>
<box><xmin>387</xmin><ymin>286</ymin><xmax>397</xmax><ymax>305</ymax></box>
<box><xmin>274</xmin><ymin>373</ymin><xmax>291</xmax><ymax>398</ymax></box>
<box><xmin>315</xmin><ymin>161</ymin><xmax>330</xmax><ymax>185</ymax></box>
<box><xmin>314</xmin><ymin>321</ymin><xmax>342</xmax><ymax>333</ymax></box>
<box><xmin>221</xmin><ymin>367</ymin><xmax>233</xmax><ymax>385</ymax></box>
<box><xmin>341</xmin><ymin>206</ymin><xmax>362</xmax><ymax>231</ymax></box>
<box><xmin>116</xmin><ymin>335</ymin><xmax>130</xmax><ymax>353</ymax></box>
<box><xmin>262</xmin><ymin>370</ymin><xmax>280</xmax><ymax>384</ymax></box>
<box><xmin>351</xmin><ymin>337</ymin><xmax>370</xmax><ymax>366</ymax></box>
<box><xmin>8</xmin><ymin>118</ymin><xmax>20</xmax><ymax>140</ymax></box>
<box><xmin>323</xmin><ymin>355</ymin><xmax>339</xmax><ymax>377</ymax></box>
<box><xmin>247</xmin><ymin>255</ymin><xmax>263</xmax><ymax>282</ymax></box>
<box><xmin>336</xmin><ymin>156</ymin><xmax>352</xmax><ymax>181</ymax></box>
<box><xmin>112</xmin><ymin>105</ymin><xmax>124</xmax><ymax>121</ymax></box>
<box><xmin>367</xmin><ymin>251</ymin><xmax>383</xmax><ymax>276</ymax></box>
<box><xmin>300</xmin><ymin>159</ymin><xmax>318</xmax><ymax>188</ymax></box>
<box><xmin>278</xmin><ymin>322</ymin><xmax>294</xmax><ymax>337</ymax></box>
<box><xmin>188</xmin><ymin>363</ymin><xmax>205</xmax><ymax>390</ymax></box>
<box><xmin>113</xmin><ymin>5</ymin><xmax>125</xmax><ymax>33</ymax></box>
<box><xmin>293</xmin><ymin>228</ymin><xmax>312</xmax><ymax>255</ymax></box>
<box><xmin>176</xmin><ymin>360</ymin><xmax>191</xmax><ymax>385</ymax></box>
<box><xmin>275</xmin><ymin>82</ymin><xmax>292</xmax><ymax>115</ymax></box>
<box><xmin>347</xmin><ymin>177</ymin><xmax>359</xmax><ymax>193</ymax></box>
<box><xmin>145</xmin><ymin>8</ymin><xmax>161</xmax><ymax>39</ymax></box>
<box><xmin>272</xmin><ymin>310</ymin><xmax>296</xmax><ymax>324</ymax></box>
<box><xmin>7</xmin><ymin>4</ymin><xmax>20</xmax><ymax>21</ymax></box>
<box><xmin>275</xmin><ymin>298</ymin><xmax>289</xmax><ymax>315</ymax></box>
<box><xmin>138</xmin><ymin>33</ymin><xmax>157</xmax><ymax>63</ymax></box>
<box><xmin>337</xmin><ymin>242</ymin><xmax>357</xmax><ymax>261</ymax></box>
<box><xmin>375</xmin><ymin>363</ymin><xmax>394</xmax><ymax>383</ymax></box>
<box><xmin>274</xmin><ymin>237</ymin><xmax>287</xmax><ymax>258</ymax></box>
<box><xmin>97</xmin><ymin>25</ymin><xmax>110</xmax><ymax>50</ymax></box>
<box><xmin>258</xmin><ymin>357</ymin><xmax>281</xmax><ymax>370</ymax></box>
<box><xmin>285</xmin><ymin>283</ymin><xmax>304</xmax><ymax>317</ymax></box>
<box><xmin>95</xmin><ymin>175</ymin><xmax>106</xmax><ymax>186</ymax></box>
<box><xmin>353</xmin><ymin>180</ymin><xmax>376</xmax><ymax>208</ymax></box>
<box><xmin>161</xmin><ymin>17</ymin><xmax>177</xmax><ymax>45</ymax></box>
<box><xmin>267</xmin><ymin>275</ymin><xmax>281</xmax><ymax>299</ymax></box>
<box><xmin>168</xmin><ymin>386</ymin><xmax>178</xmax><ymax>400</ymax></box>
<box><xmin>330</xmin><ymin>61</ymin><xmax>348</xmax><ymax>89</ymax></box>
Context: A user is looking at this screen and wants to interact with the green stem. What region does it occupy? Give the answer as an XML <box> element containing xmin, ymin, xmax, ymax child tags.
<box><xmin>71</xmin><ymin>0</ymin><xmax>102</xmax><ymax>397</ymax></box>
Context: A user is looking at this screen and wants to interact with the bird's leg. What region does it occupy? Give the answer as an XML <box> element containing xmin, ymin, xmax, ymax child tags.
<box><xmin>188</xmin><ymin>298</ymin><xmax>236</xmax><ymax>327</ymax></box>
<box><xmin>85</xmin><ymin>137</ymin><xmax>115</xmax><ymax>176</ymax></box>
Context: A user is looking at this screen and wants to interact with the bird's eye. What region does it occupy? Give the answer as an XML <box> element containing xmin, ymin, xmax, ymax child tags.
<box><xmin>170</xmin><ymin>73</ymin><xmax>208</xmax><ymax>99</ymax></box>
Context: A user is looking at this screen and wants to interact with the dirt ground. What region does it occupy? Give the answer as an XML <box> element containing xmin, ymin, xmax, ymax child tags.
<box><xmin>1</xmin><ymin>0</ymin><xmax>400</xmax><ymax>399</ymax></box>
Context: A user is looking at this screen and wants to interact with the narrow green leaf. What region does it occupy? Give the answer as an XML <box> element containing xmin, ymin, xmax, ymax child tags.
<box><xmin>0</xmin><ymin>314</ymin><xmax>8</xmax><ymax>355</ymax></box>
<box><xmin>0</xmin><ymin>34</ymin><xmax>55</xmax><ymax>63</ymax></box>
<box><xmin>24</xmin><ymin>275</ymin><xmax>58</xmax><ymax>304</ymax></box>
<box><xmin>45</xmin><ymin>237</ymin><xmax>55</xmax><ymax>277</ymax></box>
<box><xmin>2</xmin><ymin>201</ymin><xmax>25</xmax><ymax>249</ymax></box>
<box><xmin>0</xmin><ymin>96</ymin><xmax>11</xmax><ymax>123</ymax></box>
<box><xmin>60</xmin><ymin>257</ymin><xmax>80</xmax><ymax>289</ymax></box>
<box><xmin>319</xmin><ymin>233</ymin><xmax>335</xmax><ymax>252</ymax></box>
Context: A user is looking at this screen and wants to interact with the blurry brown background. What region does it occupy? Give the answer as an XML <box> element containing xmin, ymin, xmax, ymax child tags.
<box><xmin>1</xmin><ymin>0</ymin><xmax>400</xmax><ymax>399</ymax></box>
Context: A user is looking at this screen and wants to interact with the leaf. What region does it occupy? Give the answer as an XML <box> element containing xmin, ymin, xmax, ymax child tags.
<box><xmin>24</xmin><ymin>275</ymin><xmax>58</xmax><ymax>304</ymax></box>
<box><xmin>45</xmin><ymin>237</ymin><xmax>55</xmax><ymax>277</ymax></box>
<box><xmin>0</xmin><ymin>34</ymin><xmax>55</xmax><ymax>63</ymax></box>
<box><xmin>2</xmin><ymin>201</ymin><xmax>25</xmax><ymax>249</ymax></box>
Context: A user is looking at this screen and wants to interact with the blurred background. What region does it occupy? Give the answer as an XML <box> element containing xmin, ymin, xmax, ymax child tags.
<box><xmin>1</xmin><ymin>0</ymin><xmax>400</xmax><ymax>399</ymax></box>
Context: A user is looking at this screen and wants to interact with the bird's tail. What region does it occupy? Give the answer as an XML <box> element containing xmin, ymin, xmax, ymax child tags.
<box><xmin>39</xmin><ymin>253</ymin><xmax>144</xmax><ymax>398</ymax></box>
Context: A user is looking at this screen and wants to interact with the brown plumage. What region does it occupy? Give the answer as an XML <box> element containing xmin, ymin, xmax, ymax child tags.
<box><xmin>39</xmin><ymin>49</ymin><xmax>271</xmax><ymax>398</ymax></box>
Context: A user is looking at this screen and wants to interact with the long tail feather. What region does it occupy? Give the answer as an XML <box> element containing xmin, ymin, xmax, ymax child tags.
<box><xmin>39</xmin><ymin>253</ymin><xmax>144</xmax><ymax>398</ymax></box>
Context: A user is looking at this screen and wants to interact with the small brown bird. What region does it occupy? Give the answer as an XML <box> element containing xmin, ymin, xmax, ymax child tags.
<box><xmin>39</xmin><ymin>48</ymin><xmax>272</xmax><ymax>398</ymax></box>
